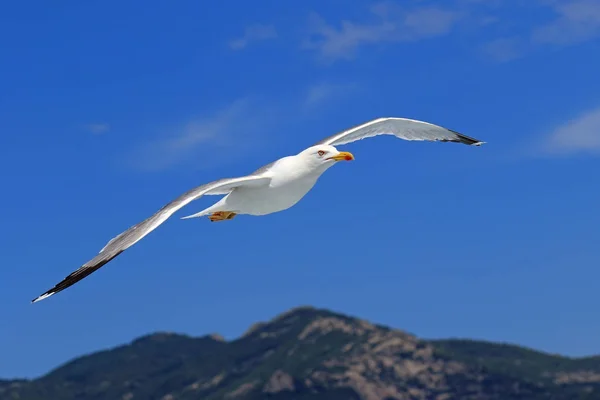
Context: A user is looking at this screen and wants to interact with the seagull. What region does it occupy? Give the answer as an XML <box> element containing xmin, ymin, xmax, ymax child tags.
<box><xmin>32</xmin><ymin>117</ymin><xmax>484</xmax><ymax>303</ymax></box>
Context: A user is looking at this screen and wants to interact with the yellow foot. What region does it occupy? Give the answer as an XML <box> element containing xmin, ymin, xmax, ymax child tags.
<box><xmin>208</xmin><ymin>211</ymin><xmax>237</xmax><ymax>222</ymax></box>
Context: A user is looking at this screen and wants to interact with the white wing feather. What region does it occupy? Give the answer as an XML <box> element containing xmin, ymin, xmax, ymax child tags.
<box><xmin>33</xmin><ymin>174</ymin><xmax>271</xmax><ymax>303</ymax></box>
<box><xmin>315</xmin><ymin>117</ymin><xmax>484</xmax><ymax>147</ymax></box>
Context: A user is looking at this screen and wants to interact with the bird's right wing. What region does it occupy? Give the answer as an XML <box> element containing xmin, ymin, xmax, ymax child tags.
<box><xmin>315</xmin><ymin>117</ymin><xmax>484</xmax><ymax>147</ymax></box>
<box><xmin>32</xmin><ymin>174</ymin><xmax>271</xmax><ymax>303</ymax></box>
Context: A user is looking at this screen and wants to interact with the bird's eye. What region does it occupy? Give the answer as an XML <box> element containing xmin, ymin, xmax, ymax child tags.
<box><xmin>317</xmin><ymin>150</ymin><xmax>326</xmax><ymax>157</ymax></box>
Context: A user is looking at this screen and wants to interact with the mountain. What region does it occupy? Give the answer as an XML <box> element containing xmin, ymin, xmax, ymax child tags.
<box><xmin>2</xmin><ymin>306</ymin><xmax>599</xmax><ymax>400</ymax></box>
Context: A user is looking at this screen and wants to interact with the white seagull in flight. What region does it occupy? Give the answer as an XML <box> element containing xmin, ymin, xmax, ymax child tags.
<box><xmin>32</xmin><ymin>117</ymin><xmax>485</xmax><ymax>303</ymax></box>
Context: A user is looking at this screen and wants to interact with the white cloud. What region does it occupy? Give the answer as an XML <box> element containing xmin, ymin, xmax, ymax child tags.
<box><xmin>127</xmin><ymin>81</ymin><xmax>359</xmax><ymax>172</ymax></box>
<box><xmin>129</xmin><ymin>98</ymin><xmax>275</xmax><ymax>171</ymax></box>
<box><xmin>85</xmin><ymin>123</ymin><xmax>110</xmax><ymax>134</ymax></box>
<box><xmin>481</xmin><ymin>0</ymin><xmax>600</xmax><ymax>62</ymax></box>
<box><xmin>541</xmin><ymin>106</ymin><xmax>600</xmax><ymax>156</ymax></box>
<box><xmin>301</xmin><ymin>0</ymin><xmax>600</xmax><ymax>64</ymax></box>
<box><xmin>302</xmin><ymin>82</ymin><xmax>357</xmax><ymax>108</ymax></box>
<box><xmin>303</xmin><ymin>2</ymin><xmax>462</xmax><ymax>62</ymax></box>
<box><xmin>228</xmin><ymin>24</ymin><xmax>277</xmax><ymax>50</ymax></box>
<box><xmin>482</xmin><ymin>38</ymin><xmax>523</xmax><ymax>62</ymax></box>
<box><xmin>532</xmin><ymin>0</ymin><xmax>600</xmax><ymax>45</ymax></box>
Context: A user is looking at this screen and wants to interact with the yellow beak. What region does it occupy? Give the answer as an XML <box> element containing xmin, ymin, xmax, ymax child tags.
<box><xmin>327</xmin><ymin>151</ymin><xmax>355</xmax><ymax>161</ymax></box>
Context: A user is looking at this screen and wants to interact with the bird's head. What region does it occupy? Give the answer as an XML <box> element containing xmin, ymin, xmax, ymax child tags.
<box><xmin>297</xmin><ymin>145</ymin><xmax>354</xmax><ymax>171</ymax></box>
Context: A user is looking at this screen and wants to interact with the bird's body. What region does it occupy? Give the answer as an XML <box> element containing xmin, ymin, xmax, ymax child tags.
<box><xmin>204</xmin><ymin>172</ymin><xmax>318</xmax><ymax>217</ymax></box>
<box><xmin>191</xmin><ymin>152</ymin><xmax>335</xmax><ymax>218</ymax></box>
<box><xmin>32</xmin><ymin>117</ymin><xmax>485</xmax><ymax>303</ymax></box>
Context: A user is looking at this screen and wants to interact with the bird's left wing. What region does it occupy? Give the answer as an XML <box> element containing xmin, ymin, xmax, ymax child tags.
<box><xmin>32</xmin><ymin>175</ymin><xmax>271</xmax><ymax>303</ymax></box>
<box><xmin>315</xmin><ymin>117</ymin><xmax>485</xmax><ymax>147</ymax></box>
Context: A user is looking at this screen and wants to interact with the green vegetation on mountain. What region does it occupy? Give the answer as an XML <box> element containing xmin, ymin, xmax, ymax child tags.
<box><xmin>2</xmin><ymin>307</ymin><xmax>598</xmax><ymax>400</ymax></box>
<box><xmin>433</xmin><ymin>338</ymin><xmax>600</xmax><ymax>383</ymax></box>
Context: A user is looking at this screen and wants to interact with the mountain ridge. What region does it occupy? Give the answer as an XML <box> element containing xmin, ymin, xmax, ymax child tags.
<box><xmin>2</xmin><ymin>306</ymin><xmax>599</xmax><ymax>400</ymax></box>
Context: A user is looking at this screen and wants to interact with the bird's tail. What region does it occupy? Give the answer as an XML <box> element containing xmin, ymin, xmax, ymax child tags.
<box><xmin>181</xmin><ymin>211</ymin><xmax>207</xmax><ymax>220</ymax></box>
<box><xmin>182</xmin><ymin>197</ymin><xmax>228</xmax><ymax>220</ymax></box>
<box><xmin>181</xmin><ymin>205</ymin><xmax>215</xmax><ymax>220</ymax></box>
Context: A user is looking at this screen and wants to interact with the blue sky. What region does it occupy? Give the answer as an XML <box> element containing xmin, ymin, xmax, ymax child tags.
<box><xmin>2</xmin><ymin>0</ymin><xmax>600</xmax><ymax>378</ymax></box>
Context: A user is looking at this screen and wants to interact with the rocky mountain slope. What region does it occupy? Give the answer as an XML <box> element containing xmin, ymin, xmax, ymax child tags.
<box><xmin>2</xmin><ymin>306</ymin><xmax>599</xmax><ymax>400</ymax></box>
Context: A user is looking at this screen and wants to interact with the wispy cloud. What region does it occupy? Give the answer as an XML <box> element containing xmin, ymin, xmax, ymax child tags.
<box><xmin>532</xmin><ymin>0</ymin><xmax>600</xmax><ymax>46</ymax></box>
<box><xmin>303</xmin><ymin>2</ymin><xmax>462</xmax><ymax>62</ymax></box>
<box><xmin>129</xmin><ymin>98</ymin><xmax>275</xmax><ymax>172</ymax></box>
<box><xmin>228</xmin><ymin>24</ymin><xmax>277</xmax><ymax>50</ymax></box>
<box><xmin>128</xmin><ymin>80</ymin><xmax>358</xmax><ymax>172</ymax></box>
<box><xmin>84</xmin><ymin>123</ymin><xmax>110</xmax><ymax>134</ymax></box>
<box><xmin>481</xmin><ymin>0</ymin><xmax>600</xmax><ymax>62</ymax></box>
<box><xmin>301</xmin><ymin>0</ymin><xmax>600</xmax><ymax>64</ymax></box>
<box><xmin>540</xmin><ymin>106</ymin><xmax>600</xmax><ymax>156</ymax></box>
<box><xmin>482</xmin><ymin>38</ymin><xmax>523</xmax><ymax>62</ymax></box>
<box><xmin>302</xmin><ymin>82</ymin><xmax>357</xmax><ymax>109</ymax></box>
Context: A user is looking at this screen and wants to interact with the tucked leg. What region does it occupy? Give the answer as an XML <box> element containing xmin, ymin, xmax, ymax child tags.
<box><xmin>208</xmin><ymin>211</ymin><xmax>237</xmax><ymax>222</ymax></box>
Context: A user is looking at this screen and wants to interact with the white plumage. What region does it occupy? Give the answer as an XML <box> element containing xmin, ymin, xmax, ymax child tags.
<box><xmin>32</xmin><ymin>117</ymin><xmax>484</xmax><ymax>303</ymax></box>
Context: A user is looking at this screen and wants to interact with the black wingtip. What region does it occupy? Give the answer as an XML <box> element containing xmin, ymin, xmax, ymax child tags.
<box><xmin>449</xmin><ymin>129</ymin><xmax>485</xmax><ymax>146</ymax></box>
<box><xmin>31</xmin><ymin>290</ymin><xmax>55</xmax><ymax>304</ymax></box>
<box><xmin>31</xmin><ymin>250</ymin><xmax>124</xmax><ymax>304</ymax></box>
